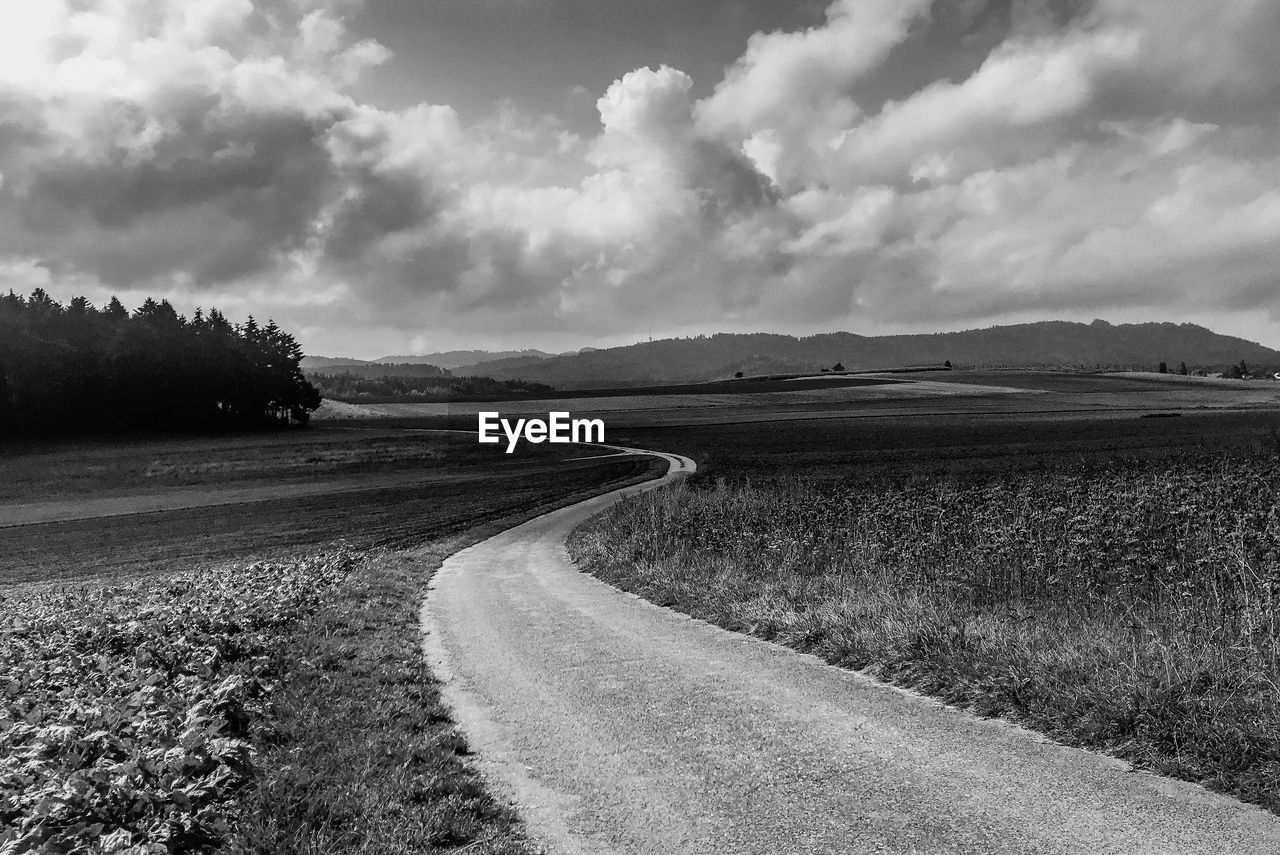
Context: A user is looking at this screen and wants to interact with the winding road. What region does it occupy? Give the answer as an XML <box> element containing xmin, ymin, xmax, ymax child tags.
<box><xmin>420</xmin><ymin>447</ymin><xmax>1280</xmax><ymax>854</ymax></box>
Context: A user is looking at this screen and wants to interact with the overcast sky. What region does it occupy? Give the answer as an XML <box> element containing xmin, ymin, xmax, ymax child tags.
<box><xmin>3</xmin><ymin>1</ymin><xmax>1279</xmax><ymax>357</ymax></box>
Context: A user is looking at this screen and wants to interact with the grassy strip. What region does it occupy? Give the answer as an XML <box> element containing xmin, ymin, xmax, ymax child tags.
<box><xmin>232</xmin><ymin>546</ymin><xmax>535</xmax><ymax>854</ymax></box>
<box><xmin>568</xmin><ymin>456</ymin><xmax>1280</xmax><ymax>813</ymax></box>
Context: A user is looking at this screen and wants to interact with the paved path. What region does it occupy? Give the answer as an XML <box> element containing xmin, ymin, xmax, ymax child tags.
<box><xmin>420</xmin><ymin>448</ymin><xmax>1280</xmax><ymax>854</ymax></box>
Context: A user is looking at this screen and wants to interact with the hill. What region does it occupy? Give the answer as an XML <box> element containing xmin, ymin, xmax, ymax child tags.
<box><xmin>452</xmin><ymin>321</ymin><xmax>1280</xmax><ymax>388</ymax></box>
<box><xmin>375</xmin><ymin>349</ymin><xmax>555</xmax><ymax>369</ymax></box>
<box><xmin>300</xmin><ymin>356</ymin><xmax>373</xmax><ymax>369</ymax></box>
<box><xmin>304</xmin><ymin>362</ymin><xmax>450</xmax><ymax>381</ymax></box>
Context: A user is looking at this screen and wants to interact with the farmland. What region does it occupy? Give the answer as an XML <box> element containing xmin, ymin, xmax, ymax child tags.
<box><xmin>5</xmin><ymin>368</ymin><xmax>1280</xmax><ymax>848</ymax></box>
<box><xmin>570</xmin><ymin>403</ymin><xmax>1280</xmax><ymax>813</ymax></box>
<box><xmin>0</xmin><ymin>428</ymin><xmax>652</xmax><ymax>586</ymax></box>
<box><xmin>323</xmin><ymin>368</ymin><xmax>1280</xmax><ymax>433</ymax></box>
<box><xmin>1</xmin><ymin>425</ymin><xmax>658</xmax><ymax>851</ymax></box>
<box><xmin>1</xmin><ymin>553</ymin><xmax>359</xmax><ymax>852</ymax></box>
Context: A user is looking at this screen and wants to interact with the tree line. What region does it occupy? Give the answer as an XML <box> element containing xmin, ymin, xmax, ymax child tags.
<box><xmin>307</xmin><ymin>371</ymin><xmax>555</xmax><ymax>403</ymax></box>
<box><xmin>1159</xmin><ymin>358</ymin><xmax>1263</xmax><ymax>379</ymax></box>
<box><xmin>0</xmin><ymin>289</ymin><xmax>321</xmax><ymax>435</ymax></box>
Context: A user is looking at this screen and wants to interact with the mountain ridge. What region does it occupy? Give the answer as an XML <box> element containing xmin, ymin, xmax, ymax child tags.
<box><xmin>441</xmin><ymin>321</ymin><xmax>1280</xmax><ymax>388</ymax></box>
<box><xmin>373</xmin><ymin>349</ymin><xmax>555</xmax><ymax>369</ymax></box>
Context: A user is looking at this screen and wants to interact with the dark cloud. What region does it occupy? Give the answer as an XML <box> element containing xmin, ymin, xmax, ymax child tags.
<box><xmin>323</xmin><ymin>168</ymin><xmax>441</xmax><ymax>264</ymax></box>
<box><xmin>14</xmin><ymin>107</ymin><xmax>339</xmax><ymax>286</ymax></box>
<box><xmin>688</xmin><ymin>138</ymin><xmax>778</xmax><ymax>224</ymax></box>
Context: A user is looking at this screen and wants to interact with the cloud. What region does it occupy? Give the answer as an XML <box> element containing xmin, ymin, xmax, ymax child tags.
<box><xmin>1</xmin><ymin>0</ymin><xmax>1279</xmax><ymax>355</ymax></box>
<box><xmin>829</xmin><ymin>28</ymin><xmax>1141</xmax><ymax>187</ymax></box>
<box><xmin>1090</xmin><ymin>0</ymin><xmax>1280</xmax><ymax>115</ymax></box>
<box><xmin>697</xmin><ymin>0</ymin><xmax>931</xmax><ymax>190</ymax></box>
<box><xmin>596</xmin><ymin>64</ymin><xmax>693</xmax><ymax>143</ymax></box>
<box><xmin>0</xmin><ymin>1</ymin><xmax>374</xmax><ymax>297</ymax></box>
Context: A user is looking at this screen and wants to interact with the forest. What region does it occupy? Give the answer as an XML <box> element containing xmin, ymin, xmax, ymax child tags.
<box><xmin>306</xmin><ymin>371</ymin><xmax>556</xmax><ymax>403</ymax></box>
<box><xmin>0</xmin><ymin>289</ymin><xmax>321</xmax><ymax>435</ymax></box>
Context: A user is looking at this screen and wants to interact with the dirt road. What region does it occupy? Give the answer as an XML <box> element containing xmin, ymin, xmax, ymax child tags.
<box><xmin>421</xmin><ymin>448</ymin><xmax>1280</xmax><ymax>854</ymax></box>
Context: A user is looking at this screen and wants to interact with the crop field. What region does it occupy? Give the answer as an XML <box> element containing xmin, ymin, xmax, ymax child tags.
<box><xmin>0</xmin><ymin>428</ymin><xmax>651</xmax><ymax>587</ymax></box>
<box><xmin>608</xmin><ymin>408</ymin><xmax>1280</xmax><ymax>481</ymax></box>
<box><xmin>0</xmin><ymin>553</ymin><xmax>357</xmax><ymax>852</ymax></box>
<box><xmin>908</xmin><ymin>369</ymin><xmax>1280</xmax><ymax>393</ymax></box>
<box><xmin>571</xmin><ymin>405</ymin><xmax>1280</xmax><ymax>813</ymax></box>
<box><xmin>322</xmin><ymin>373</ymin><xmax>901</xmax><ymax>406</ymax></box>
<box><xmin>0</xmin><ymin>428</ymin><xmax>561</xmax><ymax>502</ymax></box>
<box><xmin>314</xmin><ymin>376</ymin><xmax>1027</xmax><ymax>422</ymax></box>
<box><xmin>1</xmin><ymin>425</ymin><xmax>661</xmax><ymax>852</ymax></box>
<box><xmin>330</xmin><ymin>369</ymin><xmax>1280</xmax><ymax>435</ymax></box>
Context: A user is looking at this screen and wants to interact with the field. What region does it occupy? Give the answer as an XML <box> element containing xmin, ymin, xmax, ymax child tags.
<box><xmin>6</xmin><ymin>368</ymin><xmax>1280</xmax><ymax>848</ymax></box>
<box><xmin>2</xmin><ymin>553</ymin><xmax>360</xmax><ymax>851</ymax></box>
<box><xmin>0</xmin><ymin>428</ymin><xmax>651</xmax><ymax>586</ymax></box>
<box><xmin>569</xmin><ymin>393</ymin><xmax>1280</xmax><ymax>814</ymax></box>
<box><xmin>1</xmin><ymin>425</ymin><xmax>659</xmax><ymax>852</ymax></box>
<box><xmin>318</xmin><ymin>372</ymin><xmax>901</xmax><ymax>405</ymax></box>
<box><xmin>321</xmin><ymin>368</ymin><xmax>1280</xmax><ymax>432</ymax></box>
<box><xmin>608</xmin><ymin>408</ymin><xmax>1280</xmax><ymax>481</ymax></box>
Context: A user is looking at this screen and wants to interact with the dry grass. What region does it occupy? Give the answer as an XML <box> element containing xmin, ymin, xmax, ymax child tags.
<box><xmin>569</xmin><ymin>453</ymin><xmax>1280</xmax><ymax>812</ymax></box>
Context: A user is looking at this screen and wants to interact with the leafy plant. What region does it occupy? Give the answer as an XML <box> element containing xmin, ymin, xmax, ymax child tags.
<box><xmin>0</xmin><ymin>552</ymin><xmax>357</xmax><ymax>853</ymax></box>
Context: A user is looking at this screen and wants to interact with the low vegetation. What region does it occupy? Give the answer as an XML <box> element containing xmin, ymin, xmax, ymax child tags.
<box><xmin>0</xmin><ymin>549</ymin><xmax>534</xmax><ymax>853</ymax></box>
<box><xmin>1</xmin><ymin>553</ymin><xmax>357</xmax><ymax>851</ymax></box>
<box><xmin>234</xmin><ymin>545</ymin><xmax>534</xmax><ymax>855</ymax></box>
<box><xmin>570</xmin><ymin>450</ymin><xmax>1280</xmax><ymax>812</ymax></box>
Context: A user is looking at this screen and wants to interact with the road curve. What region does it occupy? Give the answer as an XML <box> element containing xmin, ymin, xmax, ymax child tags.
<box><xmin>419</xmin><ymin>447</ymin><xmax>1280</xmax><ymax>854</ymax></box>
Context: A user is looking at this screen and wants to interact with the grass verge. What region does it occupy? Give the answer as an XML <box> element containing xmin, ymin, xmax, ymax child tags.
<box><xmin>568</xmin><ymin>453</ymin><xmax>1280</xmax><ymax>814</ymax></box>
<box><xmin>232</xmin><ymin>545</ymin><xmax>535</xmax><ymax>854</ymax></box>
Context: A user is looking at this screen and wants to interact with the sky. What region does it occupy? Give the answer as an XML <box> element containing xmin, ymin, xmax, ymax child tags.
<box><xmin>2</xmin><ymin>0</ymin><xmax>1279</xmax><ymax>358</ymax></box>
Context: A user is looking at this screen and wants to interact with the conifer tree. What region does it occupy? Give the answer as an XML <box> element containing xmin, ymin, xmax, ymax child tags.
<box><xmin>0</xmin><ymin>290</ymin><xmax>322</xmax><ymax>434</ymax></box>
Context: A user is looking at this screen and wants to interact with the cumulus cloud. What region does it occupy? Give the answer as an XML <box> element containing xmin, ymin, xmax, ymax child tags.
<box><xmin>830</xmin><ymin>28</ymin><xmax>1142</xmax><ymax>187</ymax></box>
<box><xmin>0</xmin><ymin>1</ymin><xmax>367</xmax><ymax>295</ymax></box>
<box><xmin>1</xmin><ymin>0</ymin><xmax>1279</xmax><ymax>354</ymax></box>
<box><xmin>697</xmin><ymin>0</ymin><xmax>931</xmax><ymax>190</ymax></box>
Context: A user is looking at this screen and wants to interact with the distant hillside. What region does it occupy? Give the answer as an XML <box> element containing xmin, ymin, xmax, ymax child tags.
<box><xmin>456</xmin><ymin>321</ymin><xmax>1280</xmax><ymax>388</ymax></box>
<box><xmin>301</xmin><ymin>356</ymin><xmax>373</xmax><ymax>369</ymax></box>
<box><xmin>450</xmin><ymin>354</ymin><xmax>555</xmax><ymax>376</ymax></box>
<box><xmin>307</xmin><ymin>372</ymin><xmax>554</xmax><ymax>403</ymax></box>
<box><xmin>375</xmin><ymin>349</ymin><xmax>555</xmax><ymax>369</ymax></box>
<box><xmin>304</xmin><ymin>362</ymin><xmax>449</xmax><ymax>381</ymax></box>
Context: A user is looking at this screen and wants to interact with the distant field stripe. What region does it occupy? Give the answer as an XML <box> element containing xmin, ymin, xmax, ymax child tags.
<box><xmin>0</xmin><ymin>470</ymin><xmax>481</xmax><ymax>528</ymax></box>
